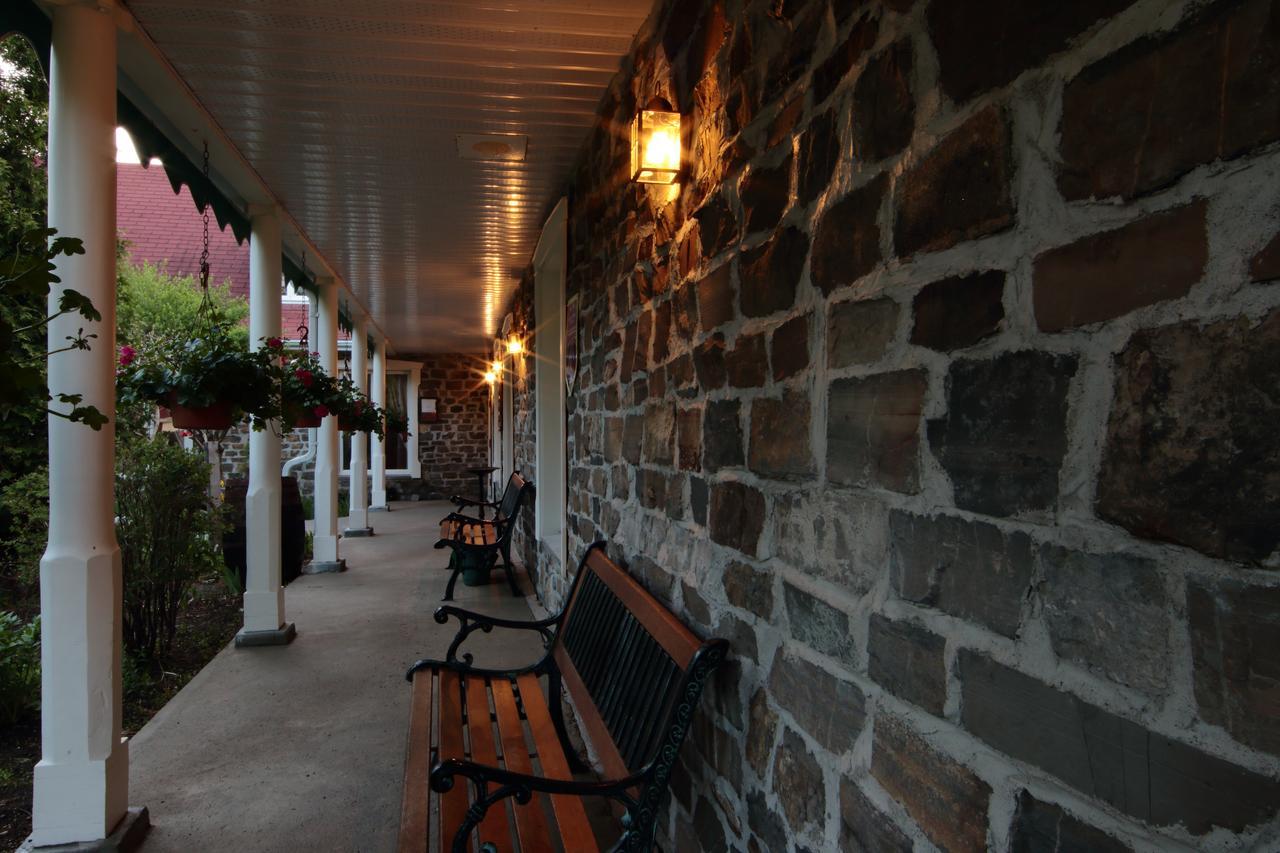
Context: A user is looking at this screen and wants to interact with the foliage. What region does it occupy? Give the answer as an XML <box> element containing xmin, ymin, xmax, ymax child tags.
<box><xmin>384</xmin><ymin>406</ymin><xmax>410</xmax><ymax>437</ymax></box>
<box><xmin>0</xmin><ymin>468</ymin><xmax>47</xmax><ymax>608</ymax></box>
<box><xmin>330</xmin><ymin>374</ymin><xmax>386</xmax><ymax>437</ymax></box>
<box><xmin>116</xmin><ymin>436</ymin><xmax>226</xmax><ymax>660</ymax></box>
<box><xmin>277</xmin><ymin>343</ymin><xmax>340</xmax><ymax>423</ymax></box>
<box><xmin>0</xmin><ymin>37</ymin><xmax>47</xmax><ymax>247</ymax></box>
<box><xmin>116</xmin><ymin>321</ymin><xmax>279</xmax><ymax>431</ymax></box>
<box><xmin>0</xmin><ymin>612</ymin><xmax>40</xmax><ymax>726</ymax></box>
<box><xmin>117</xmin><ymin>260</ymin><xmax>248</xmax><ymax>352</ymax></box>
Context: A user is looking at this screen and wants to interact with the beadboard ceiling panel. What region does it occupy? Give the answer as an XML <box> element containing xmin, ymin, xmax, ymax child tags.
<box><xmin>123</xmin><ymin>0</ymin><xmax>652</xmax><ymax>352</ymax></box>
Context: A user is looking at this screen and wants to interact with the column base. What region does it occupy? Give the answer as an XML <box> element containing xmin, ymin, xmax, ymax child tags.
<box><xmin>343</xmin><ymin>526</ymin><xmax>374</xmax><ymax>537</ymax></box>
<box><xmin>21</xmin><ymin>807</ymin><xmax>150</xmax><ymax>853</ymax></box>
<box><xmin>234</xmin><ymin>622</ymin><xmax>297</xmax><ymax>648</ymax></box>
<box><xmin>303</xmin><ymin>559</ymin><xmax>347</xmax><ymax>574</ymax></box>
<box><xmin>369</xmin><ymin>505</ymin><xmax>390</xmax><ymax>513</ymax></box>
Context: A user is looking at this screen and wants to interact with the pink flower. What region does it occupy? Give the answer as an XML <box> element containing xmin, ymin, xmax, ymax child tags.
<box><xmin>266</xmin><ymin>337</ymin><xmax>283</xmax><ymax>349</ymax></box>
<box><xmin>180</xmin><ymin>430</ymin><xmax>192</xmax><ymax>438</ymax></box>
<box><xmin>313</xmin><ymin>404</ymin><xmax>329</xmax><ymax>418</ymax></box>
<box><xmin>118</xmin><ymin>345</ymin><xmax>136</xmax><ymax>367</ymax></box>
<box><xmin>294</xmin><ymin>369</ymin><xmax>314</xmax><ymax>387</ymax></box>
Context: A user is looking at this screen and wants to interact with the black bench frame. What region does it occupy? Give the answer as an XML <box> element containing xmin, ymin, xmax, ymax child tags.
<box><xmin>405</xmin><ymin>541</ymin><xmax>728</xmax><ymax>852</ymax></box>
<box><xmin>435</xmin><ymin>471</ymin><xmax>532</xmax><ymax>600</ymax></box>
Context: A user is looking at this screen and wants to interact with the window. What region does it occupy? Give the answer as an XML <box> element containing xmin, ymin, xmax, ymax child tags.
<box><xmin>340</xmin><ymin>362</ymin><xmax>421</xmax><ymax>479</ymax></box>
<box><xmin>533</xmin><ymin>198</ymin><xmax>568</xmax><ymax>572</ymax></box>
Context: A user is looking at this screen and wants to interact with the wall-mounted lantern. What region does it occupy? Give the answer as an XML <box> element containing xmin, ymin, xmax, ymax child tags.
<box><xmin>631</xmin><ymin>98</ymin><xmax>681</xmax><ymax>185</ymax></box>
<box><xmin>506</xmin><ymin>336</ymin><xmax>524</xmax><ymax>356</ymax></box>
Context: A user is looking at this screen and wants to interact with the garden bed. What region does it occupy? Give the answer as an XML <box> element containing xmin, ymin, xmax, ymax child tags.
<box><xmin>0</xmin><ymin>581</ymin><xmax>240</xmax><ymax>848</ymax></box>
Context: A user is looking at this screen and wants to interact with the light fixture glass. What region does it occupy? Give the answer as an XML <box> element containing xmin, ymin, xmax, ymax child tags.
<box><xmin>506</xmin><ymin>337</ymin><xmax>523</xmax><ymax>355</ymax></box>
<box><xmin>491</xmin><ymin>360</ymin><xmax>504</xmax><ymax>375</ymax></box>
<box><xmin>631</xmin><ymin>101</ymin><xmax>681</xmax><ymax>185</ymax></box>
<box><xmin>483</xmin><ymin>370</ymin><xmax>497</xmax><ymax>384</ymax></box>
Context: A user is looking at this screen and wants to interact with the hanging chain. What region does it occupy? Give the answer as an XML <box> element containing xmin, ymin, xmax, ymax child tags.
<box><xmin>297</xmin><ymin>250</ymin><xmax>310</xmax><ymax>350</ymax></box>
<box><xmin>199</xmin><ymin>141</ymin><xmax>211</xmax><ymax>293</ymax></box>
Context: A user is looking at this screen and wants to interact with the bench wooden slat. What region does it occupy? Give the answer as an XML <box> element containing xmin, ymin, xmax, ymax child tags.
<box><xmin>491</xmin><ymin>678</ymin><xmax>554</xmax><ymax>852</ymax></box>
<box><xmin>398</xmin><ymin>671</ymin><xmax>433</xmax><ymax>853</ymax></box>
<box><xmin>438</xmin><ymin>670</ymin><xmax>469</xmax><ymax>853</ymax></box>
<box><xmin>516</xmin><ymin>673</ymin><xmax>599</xmax><ymax>853</ymax></box>
<box><xmin>440</xmin><ymin>518</ymin><xmax>498</xmax><ymax>546</ymax></box>
<box><xmin>465</xmin><ymin>676</ymin><xmax>510</xmax><ymax>853</ymax></box>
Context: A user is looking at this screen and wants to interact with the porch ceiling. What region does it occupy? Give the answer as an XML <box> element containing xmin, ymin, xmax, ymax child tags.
<box><xmin>122</xmin><ymin>0</ymin><xmax>652</xmax><ymax>352</ymax></box>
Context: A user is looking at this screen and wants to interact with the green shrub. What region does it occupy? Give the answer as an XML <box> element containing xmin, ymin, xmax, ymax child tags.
<box><xmin>116</xmin><ymin>436</ymin><xmax>226</xmax><ymax>661</ymax></box>
<box><xmin>0</xmin><ymin>468</ymin><xmax>47</xmax><ymax>607</ymax></box>
<box><xmin>0</xmin><ymin>611</ymin><xmax>40</xmax><ymax>726</ymax></box>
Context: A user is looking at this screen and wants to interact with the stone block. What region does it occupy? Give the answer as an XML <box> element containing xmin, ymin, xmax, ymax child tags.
<box><xmin>810</xmin><ymin>175</ymin><xmax>887</xmax><ymax>294</ymax></box>
<box><xmin>867</xmin><ymin>613</ymin><xmax>947</xmax><ymax>714</ymax></box>
<box><xmin>928</xmin><ymin>350</ymin><xmax>1077</xmax><ymax>517</ymax></box>
<box><xmin>709</xmin><ymin>480</ymin><xmax>765</xmax><ymax>557</ymax></box>
<box><xmin>690</xmin><ymin>475</ymin><xmax>708</xmax><ymax>524</ymax></box>
<box><xmin>622</xmin><ymin>414</ymin><xmax>644</xmax><ymax>464</ymax></box>
<box><xmin>642</xmin><ymin>402</ymin><xmax>676</xmax><ymax>465</ymax></box>
<box><xmin>783</xmin><ymin>582</ymin><xmax>857</xmax><ymax>669</ymax></box>
<box><xmin>1060</xmin><ymin>0</ymin><xmax>1280</xmax><ymax>200</ymax></box>
<box><xmin>1252</xmin><ymin>232</ymin><xmax>1280</xmax><ymax>283</ymax></box>
<box><xmin>839</xmin><ymin>780</ymin><xmax>912</xmax><ymax>853</ymax></box>
<box><xmin>676</xmin><ymin>407</ymin><xmax>701</xmax><ymax>472</ymax></box>
<box><xmin>1033</xmin><ymin>202</ymin><xmax>1207</xmax><ymax>332</ymax></box>
<box><xmin>1040</xmin><ymin>545</ymin><xmax>1169</xmax><ymax>696</ymax></box>
<box><xmin>739</xmin><ymin>226</ymin><xmax>810</xmax><ymax>318</ymax></box>
<box><xmin>749</xmin><ymin>390</ymin><xmax>815</xmax><ymax>480</ymax></box>
<box><xmin>811</xmin><ymin>15</ymin><xmax>879</xmax><ymax>106</ymax></box>
<box><xmin>959</xmin><ymin>650</ymin><xmax>1280</xmax><ymax>834</ymax></box>
<box><xmin>703</xmin><ymin>399</ymin><xmax>745</xmax><ymax>470</ymax></box>
<box><xmin>872</xmin><ymin>714</ymin><xmax>992</xmax><ymax>852</ymax></box>
<box><xmin>771</xmin><ymin>313</ymin><xmax>809</xmax><ymax>381</ymax></box>
<box><xmin>715</xmin><ymin>613</ymin><xmax>758</xmax><ymax>662</ymax></box>
<box><xmin>740</xmin><ymin>153</ymin><xmax>792</xmax><ymax>235</ymax></box>
<box><xmin>697</xmin><ymin>264</ymin><xmax>735</xmax><ymax>332</ymax></box>
<box><xmin>746</xmin><ymin>688</ymin><xmax>777</xmax><ymax>776</ymax></box>
<box><xmin>889</xmin><ymin>510</ymin><xmax>1033</xmax><ymax>638</ymax></box>
<box><xmin>828</xmin><ymin>297</ymin><xmax>899</xmax><ymax>368</ymax></box>
<box><xmin>1188</xmin><ymin>578</ymin><xmax>1280</xmax><ymax>757</ymax></box>
<box><xmin>652</xmin><ymin>300</ymin><xmax>672</xmax><ymax>364</ymax></box>
<box><xmin>693</xmin><ymin>794</ymin><xmax>728</xmax><ymax>853</ymax></box>
<box><xmin>894</xmin><ymin>106</ymin><xmax>1014</xmax><ymax>257</ymax></box>
<box><xmin>911</xmin><ymin>270</ymin><xmax>1004</xmax><ymax>351</ymax></box>
<box><xmin>726</xmin><ymin>332</ymin><xmax>768</xmax><ymax>388</ymax></box>
<box><xmin>768</xmin><ymin>649</ymin><xmax>866</xmax><ymax>754</ymax></box>
<box><xmin>775</xmin><ymin>489</ymin><xmax>887</xmax><ymax>596</ymax></box>
<box><xmin>772</xmin><ymin>728</ymin><xmax>826</xmax><ymax>832</ymax></box>
<box><xmin>1097</xmin><ymin>310</ymin><xmax>1280</xmax><ymax>563</ymax></box>
<box><xmin>693</xmin><ymin>333</ymin><xmax>728</xmax><ymax>391</ymax></box>
<box><xmin>798</xmin><ymin>108</ymin><xmax>841</xmax><ymax>207</ymax></box>
<box><xmin>723</xmin><ymin>560</ymin><xmax>774</xmax><ymax>619</ymax></box>
<box><xmin>695</xmin><ymin>191</ymin><xmax>739</xmax><ymax>259</ymax></box>
<box><xmin>673</xmin><ymin>281</ymin><xmax>699</xmax><ymax>340</ymax></box>
<box><xmin>828</xmin><ymin>369</ymin><xmax>928</xmax><ymax>494</ymax></box>
<box><xmin>747</xmin><ymin>791</ymin><xmax>788</xmax><ymax>852</ymax></box>
<box><xmin>851</xmin><ymin>39</ymin><xmax>915</xmax><ymax>164</ymax></box>
<box><xmin>1009</xmin><ymin>790</ymin><xmax>1132</xmax><ymax>853</ymax></box>
<box><xmin>929</xmin><ymin>0</ymin><xmax>1136</xmax><ymax>104</ymax></box>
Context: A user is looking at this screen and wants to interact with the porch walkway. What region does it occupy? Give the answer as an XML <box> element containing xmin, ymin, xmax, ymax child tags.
<box><xmin>128</xmin><ymin>500</ymin><xmax>538</xmax><ymax>853</ymax></box>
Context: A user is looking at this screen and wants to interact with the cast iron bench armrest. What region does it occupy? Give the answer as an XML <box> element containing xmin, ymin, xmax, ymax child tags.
<box><xmin>439</xmin><ymin>510</ymin><xmax>500</xmax><ymax>528</ymax></box>
<box><xmin>404</xmin><ymin>605</ymin><xmax>561</xmax><ymax>677</ymax></box>
<box><xmin>404</xmin><ymin>656</ymin><xmax>546</xmax><ymax>681</ymax></box>
<box><xmin>431</xmin><ymin>756</ymin><xmax>645</xmax><ymax>800</ymax></box>
<box><xmin>449</xmin><ymin>494</ymin><xmax>498</xmax><ymax>509</ymax></box>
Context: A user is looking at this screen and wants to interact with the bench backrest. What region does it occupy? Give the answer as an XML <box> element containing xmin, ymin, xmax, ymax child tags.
<box><xmin>552</xmin><ymin>543</ymin><xmax>726</xmax><ymax>783</ymax></box>
<box><xmin>494</xmin><ymin>472</ymin><xmax>529</xmax><ymax>524</ymax></box>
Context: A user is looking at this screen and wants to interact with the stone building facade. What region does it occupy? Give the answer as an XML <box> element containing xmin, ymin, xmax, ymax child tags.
<box><xmin>501</xmin><ymin>0</ymin><xmax>1280</xmax><ymax>850</ymax></box>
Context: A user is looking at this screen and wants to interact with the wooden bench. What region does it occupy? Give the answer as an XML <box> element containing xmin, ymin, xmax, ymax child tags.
<box><xmin>399</xmin><ymin>542</ymin><xmax>729</xmax><ymax>853</ymax></box>
<box><xmin>436</xmin><ymin>472</ymin><xmax>532</xmax><ymax>600</ymax></box>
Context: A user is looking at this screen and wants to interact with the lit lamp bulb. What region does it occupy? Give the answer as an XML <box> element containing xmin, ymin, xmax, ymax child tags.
<box><xmin>483</xmin><ymin>370</ymin><xmax>497</xmax><ymax>384</ymax></box>
<box><xmin>506</xmin><ymin>337</ymin><xmax>523</xmax><ymax>355</ymax></box>
<box><xmin>491</xmin><ymin>360</ymin><xmax>504</xmax><ymax>375</ymax></box>
<box><xmin>631</xmin><ymin>102</ymin><xmax>681</xmax><ymax>185</ymax></box>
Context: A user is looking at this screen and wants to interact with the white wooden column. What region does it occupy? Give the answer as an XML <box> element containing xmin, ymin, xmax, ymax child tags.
<box><xmin>307</xmin><ymin>277</ymin><xmax>344</xmax><ymax>572</ymax></box>
<box><xmin>344</xmin><ymin>315</ymin><xmax>372</xmax><ymax>535</ymax></box>
<box><xmin>370</xmin><ymin>336</ymin><xmax>388</xmax><ymax>511</ymax></box>
<box><xmin>238</xmin><ymin>206</ymin><xmax>294</xmax><ymax>645</ymax></box>
<box><xmin>33</xmin><ymin>3</ymin><xmax>144</xmax><ymax>846</ymax></box>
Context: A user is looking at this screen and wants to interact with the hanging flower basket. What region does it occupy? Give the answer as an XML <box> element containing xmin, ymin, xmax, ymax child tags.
<box><xmin>330</xmin><ymin>375</ymin><xmax>386</xmax><ymax>438</ymax></box>
<box><xmin>292</xmin><ymin>411</ymin><xmax>323</xmax><ymax>429</ymax></box>
<box><xmin>169</xmin><ymin>397</ymin><xmax>235</xmax><ymax>430</ymax></box>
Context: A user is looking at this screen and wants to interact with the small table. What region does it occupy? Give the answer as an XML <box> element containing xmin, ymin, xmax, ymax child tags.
<box><xmin>465</xmin><ymin>466</ymin><xmax>498</xmax><ymax>519</ymax></box>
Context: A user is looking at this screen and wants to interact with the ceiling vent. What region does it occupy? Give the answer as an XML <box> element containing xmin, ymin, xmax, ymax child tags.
<box><xmin>456</xmin><ymin>134</ymin><xmax>528</xmax><ymax>161</ymax></box>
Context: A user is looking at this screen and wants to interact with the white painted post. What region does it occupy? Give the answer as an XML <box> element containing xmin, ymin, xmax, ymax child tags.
<box><xmin>345</xmin><ymin>315</ymin><xmax>372</xmax><ymax>535</ymax></box>
<box><xmin>33</xmin><ymin>3</ymin><xmax>143</xmax><ymax>846</ymax></box>
<box><xmin>307</xmin><ymin>277</ymin><xmax>344</xmax><ymax>572</ymax></box>
<box><xmin>370</xmin><ymin>336</ymin><xmax>388</xmax><ymax>511</ymax></box>
<box><xmin>238</xmin><ymin>206</ymin><xmax>294</xmax><ymax>646</ymax></box>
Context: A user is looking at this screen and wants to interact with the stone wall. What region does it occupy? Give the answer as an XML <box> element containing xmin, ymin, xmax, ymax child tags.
<box><xmin>389</xmin><ymin>352</ymin><xmax>491</xmax><ymax>502</ymax></box>
<box><xmin>499</xmin><ymin>0</ymin><xmax>1280</xmax><ymax>850</ymax></box>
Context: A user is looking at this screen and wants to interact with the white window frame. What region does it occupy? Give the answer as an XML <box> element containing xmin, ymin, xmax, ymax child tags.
<box><xmin>533</xmin><ymin>197</ymin><xmax>568</xmax><ymax>571</ymax></box>
<box><xmin>340</xmin><ymin>359</ymin><xmax>421</xmax><ymax>479</ymax></box>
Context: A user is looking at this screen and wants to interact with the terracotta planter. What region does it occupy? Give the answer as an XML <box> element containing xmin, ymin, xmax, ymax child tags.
<box><xmin>293</xmin><ymin>412</ymin><xmax>323</xmax><ymax>428</ymax></box>
<box><xmin>169</xmin><ymin>399</ymin><xmax>234</xmax><ymax>430</ymax></box>
<box><xmin>339</xmin><ymin>418</ymin><xmax>371</xmax><ymax>432</ymax></box>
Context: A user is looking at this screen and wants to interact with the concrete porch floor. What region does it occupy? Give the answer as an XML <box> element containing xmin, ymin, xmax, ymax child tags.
<box><xmin>128</xmin><ymin>500</ymin><xmax>539</xmax><ymax>853</ymax></box>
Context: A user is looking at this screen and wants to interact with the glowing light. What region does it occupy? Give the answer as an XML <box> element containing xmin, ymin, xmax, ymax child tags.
<box><xmin>631</xmin><ymin>104</ymin><xmax>681</xmax><ymax>185</ymax></box>
<box><xmin>506</xmin><ymin>337</ymin><xmax>523</xmax><ymax>355</ymax></box>
<box><xmin>483</xmin><ymin>370</ymin><xmax>497</xmax><ymax>384</ymax></box>
<box><xmin>491</xmin><ymin>360</ymin><xmax>504</xmax><ymax>375</ymax></box>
